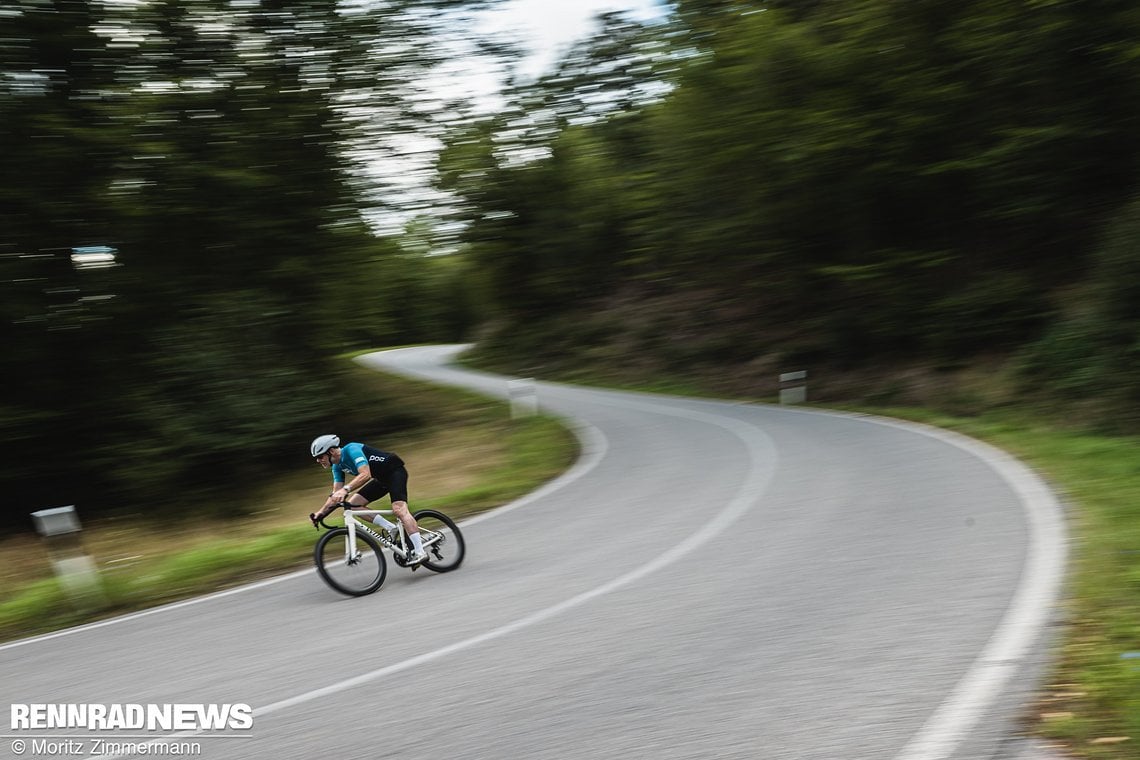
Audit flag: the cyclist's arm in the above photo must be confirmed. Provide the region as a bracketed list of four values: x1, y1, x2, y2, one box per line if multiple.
[313, 467, 348, 520]
[341, 464, 370, 495]
[331, 469, 346, 492]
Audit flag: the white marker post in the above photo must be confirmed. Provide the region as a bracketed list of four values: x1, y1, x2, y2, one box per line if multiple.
[508, 378, 538, 419]
[779, 371, 807, 404]
[31, 505, 105, 607]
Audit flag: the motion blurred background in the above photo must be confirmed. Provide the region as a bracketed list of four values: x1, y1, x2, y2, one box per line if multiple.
[4, 0, 1140, 527]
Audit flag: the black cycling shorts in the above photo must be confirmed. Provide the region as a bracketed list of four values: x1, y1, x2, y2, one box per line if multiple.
[357, 465, 409, 504]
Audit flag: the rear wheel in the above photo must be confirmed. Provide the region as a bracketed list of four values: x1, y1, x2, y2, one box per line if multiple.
[314, 527, 387, 595]
[414, 509, 465, 573]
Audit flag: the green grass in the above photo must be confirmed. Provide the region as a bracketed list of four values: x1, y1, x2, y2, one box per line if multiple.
[0, 363, 578, 644]
[416, 415, 575, 514]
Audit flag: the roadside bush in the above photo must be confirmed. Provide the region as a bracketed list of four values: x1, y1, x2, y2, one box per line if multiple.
[1018, 196, 1140, 431]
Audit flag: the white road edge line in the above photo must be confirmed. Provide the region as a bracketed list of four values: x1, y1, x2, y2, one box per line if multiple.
[252, 400, 779, 719]
[781, 407, 1068, 760]
[889, 418, 1067, 760]
[85, 399, 778, 760]
[0, 420, 608, 654]
[16, 344, 1066, 760]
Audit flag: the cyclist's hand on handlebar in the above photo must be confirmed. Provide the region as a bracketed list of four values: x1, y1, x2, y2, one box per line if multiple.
[309, 512, 321, 529]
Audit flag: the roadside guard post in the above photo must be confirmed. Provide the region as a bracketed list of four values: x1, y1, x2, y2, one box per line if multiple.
[779, 371, 807, 404]
[508, 378, 538, 419]
[31, 505, 105, 607]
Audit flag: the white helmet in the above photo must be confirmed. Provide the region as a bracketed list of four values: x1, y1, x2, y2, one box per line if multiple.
[310, 434, 340, 458]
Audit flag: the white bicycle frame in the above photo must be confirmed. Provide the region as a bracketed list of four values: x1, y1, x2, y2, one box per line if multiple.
[340, 507, 441, 563]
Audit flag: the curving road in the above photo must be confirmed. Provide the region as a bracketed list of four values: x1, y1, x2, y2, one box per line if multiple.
[0, 345, 1066, 760]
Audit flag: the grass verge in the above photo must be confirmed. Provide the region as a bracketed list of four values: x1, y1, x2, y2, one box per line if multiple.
[0, 361, 578, 644]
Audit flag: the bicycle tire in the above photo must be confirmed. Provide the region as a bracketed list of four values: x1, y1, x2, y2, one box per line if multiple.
[413, 509, 465, 573]
[314, 527, 387, 596]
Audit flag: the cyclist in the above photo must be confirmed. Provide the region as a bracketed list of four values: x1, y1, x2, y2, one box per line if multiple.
[308, 434, 428, 565]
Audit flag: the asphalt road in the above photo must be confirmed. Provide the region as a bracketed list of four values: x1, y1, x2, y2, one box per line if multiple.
[0, 345, 1067, 760]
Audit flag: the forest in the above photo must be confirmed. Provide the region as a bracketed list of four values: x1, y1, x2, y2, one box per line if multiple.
[4, 0, 1140, 525]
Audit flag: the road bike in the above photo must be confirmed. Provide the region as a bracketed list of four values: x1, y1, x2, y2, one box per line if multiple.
[311, 503, 465, 596]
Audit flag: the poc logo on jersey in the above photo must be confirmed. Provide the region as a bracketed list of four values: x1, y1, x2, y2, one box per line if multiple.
[369, 455, 386, 463]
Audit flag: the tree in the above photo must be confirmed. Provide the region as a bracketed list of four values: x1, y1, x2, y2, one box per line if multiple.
[445, 0, 1140, 387]
[0, 0, 504, 523]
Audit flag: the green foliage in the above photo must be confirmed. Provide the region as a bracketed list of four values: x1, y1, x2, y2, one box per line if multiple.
[436, 11, 667, 316]
[927, 272, 1048, 356]
[1019, 196, 1140, 429]
[0, 0, 498, 527]
[95, 291, 333, 502]
[439, 0, 1140, 430]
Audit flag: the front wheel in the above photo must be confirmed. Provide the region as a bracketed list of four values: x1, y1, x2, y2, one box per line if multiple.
[414, 509, 465, 573]
[314, 527, 387, 596]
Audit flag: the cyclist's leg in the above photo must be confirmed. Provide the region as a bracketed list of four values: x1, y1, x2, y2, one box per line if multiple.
[387, 468, 424, 557]
[348, 489, 397, 533]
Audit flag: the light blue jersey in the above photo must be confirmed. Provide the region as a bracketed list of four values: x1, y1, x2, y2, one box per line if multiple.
[332, 442, 401, 485]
